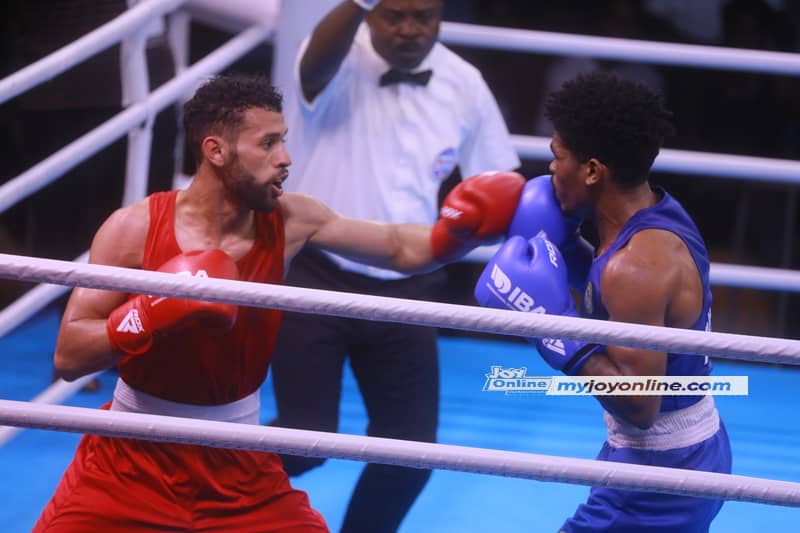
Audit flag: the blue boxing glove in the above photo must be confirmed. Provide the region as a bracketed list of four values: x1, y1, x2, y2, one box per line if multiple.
[507, 175, 581, 246]
[506, 175, 593, 290]
[474, 236, 602, 375]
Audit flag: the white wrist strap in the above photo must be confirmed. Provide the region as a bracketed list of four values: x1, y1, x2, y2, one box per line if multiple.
[352, 0, 380, 10]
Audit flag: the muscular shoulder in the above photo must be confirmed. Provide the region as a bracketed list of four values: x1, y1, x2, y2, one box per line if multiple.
[280, 192, 335, 256]
[90, 198, 150, 268]
[600, 229, 686, 324]
[280, 192, 333, 228]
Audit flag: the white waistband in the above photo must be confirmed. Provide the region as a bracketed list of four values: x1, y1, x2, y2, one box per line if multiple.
[110, 378, 260, 424]
[604, 396, 720, 451]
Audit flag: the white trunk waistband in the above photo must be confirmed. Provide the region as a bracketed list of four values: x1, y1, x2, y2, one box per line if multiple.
[110, 378, 260, 424]
[604, 395, 720, 451]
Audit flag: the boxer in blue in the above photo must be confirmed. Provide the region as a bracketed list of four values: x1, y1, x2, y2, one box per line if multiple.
[475, 72, 731, 532]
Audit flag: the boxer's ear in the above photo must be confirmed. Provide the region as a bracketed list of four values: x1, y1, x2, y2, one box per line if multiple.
[585, 158, 604, 186]
[202, 135, 228, 167]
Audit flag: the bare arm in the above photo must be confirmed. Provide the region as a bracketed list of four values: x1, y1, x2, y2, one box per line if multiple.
[53, 201, 149, 381]
[579, 232, 682, 428]
[282, 192, 437, 274]
[300, 1, 367, 102]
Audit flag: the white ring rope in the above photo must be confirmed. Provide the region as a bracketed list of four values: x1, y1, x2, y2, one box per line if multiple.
[440, 21, 800, 76]
[4, 247, 797, 343]
[1, 253, 799, 365]
[0, 373, 101, 446]
[0, 251, 89, 338]
[0, 399, 797, 507]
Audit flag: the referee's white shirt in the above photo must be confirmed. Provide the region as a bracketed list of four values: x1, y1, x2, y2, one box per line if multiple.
[284, 24, 520, 279]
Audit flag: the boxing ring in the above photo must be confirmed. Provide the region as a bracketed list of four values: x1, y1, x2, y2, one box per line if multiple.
[1, 0, 800, 531]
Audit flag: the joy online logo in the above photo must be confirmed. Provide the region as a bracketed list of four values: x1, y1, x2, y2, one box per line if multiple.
[482, 365, 551, 394]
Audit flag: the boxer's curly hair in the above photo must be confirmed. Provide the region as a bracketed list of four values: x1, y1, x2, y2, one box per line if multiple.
[545, 72, 674, 188]
[183, 73, 283, 164]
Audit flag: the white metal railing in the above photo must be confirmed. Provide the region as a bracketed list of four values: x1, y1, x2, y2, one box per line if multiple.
[463, 245, 800, 294]
[0, 3, 273, 341]
[440, 21, 800, 76]
[121, 1, 159, 207]
[2, 10, 798, 218]
[0, 0, 187, 105]
[512, 135, 800, 184]
[0, 23, 274, 215]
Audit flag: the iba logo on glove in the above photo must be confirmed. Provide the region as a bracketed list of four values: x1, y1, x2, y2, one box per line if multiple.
[487, 265, 546, 313]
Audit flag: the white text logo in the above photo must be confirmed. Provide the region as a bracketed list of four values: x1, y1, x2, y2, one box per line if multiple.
[116, 309, 145, 334]
[540, 338, 566, 356]
[482, 366, 552, 394]
[542, 239, 559, 268]
[487, 264, 545, 313]
[440, 206, 462, 220]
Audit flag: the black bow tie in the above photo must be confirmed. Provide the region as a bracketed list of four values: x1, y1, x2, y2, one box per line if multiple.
[379, 68, 433, 87]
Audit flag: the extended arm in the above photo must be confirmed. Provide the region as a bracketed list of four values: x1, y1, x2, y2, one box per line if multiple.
[299, 0, 367, 102]
[282, 193, 434, 274]
[282, 172, 524, 273]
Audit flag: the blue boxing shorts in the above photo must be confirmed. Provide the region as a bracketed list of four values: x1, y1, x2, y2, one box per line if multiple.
[560, 397, 732, 533]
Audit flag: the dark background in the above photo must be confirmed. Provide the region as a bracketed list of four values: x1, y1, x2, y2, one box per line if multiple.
[1, 0, 798, 339]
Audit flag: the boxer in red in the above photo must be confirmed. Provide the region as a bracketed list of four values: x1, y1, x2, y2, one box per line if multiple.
[33, 73, 523, 532]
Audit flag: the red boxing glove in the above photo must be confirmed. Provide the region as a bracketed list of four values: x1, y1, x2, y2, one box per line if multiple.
[431, 171, 525, 262]
[106, 249, 240, 355]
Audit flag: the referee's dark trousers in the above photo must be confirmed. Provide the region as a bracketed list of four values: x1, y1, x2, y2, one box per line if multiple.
[270, 247, 444, 533]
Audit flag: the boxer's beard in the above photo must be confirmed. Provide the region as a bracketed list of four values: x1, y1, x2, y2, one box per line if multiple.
[223, 151, 277, 213]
